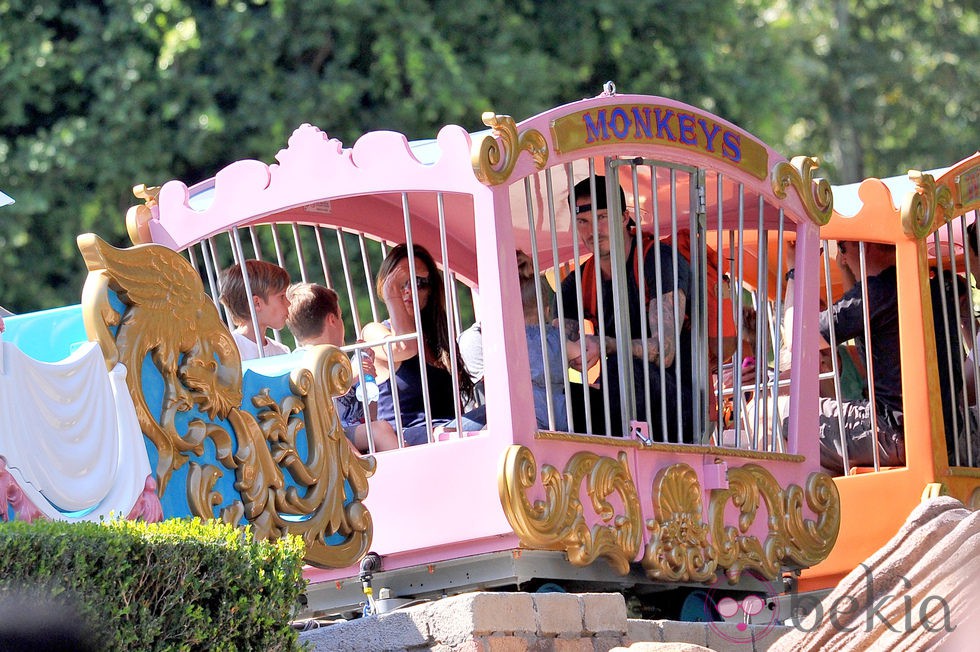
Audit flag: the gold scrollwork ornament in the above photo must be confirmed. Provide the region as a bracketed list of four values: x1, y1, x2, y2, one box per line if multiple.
[643, 464, 716, 582]
[640, 463, 840, 584]
[901, 171, 954, 239]
[498, 445, 642, 574]
[771, 156, 834, 226]
[708, 465, 840, 582]
[473, 113, 548, 185]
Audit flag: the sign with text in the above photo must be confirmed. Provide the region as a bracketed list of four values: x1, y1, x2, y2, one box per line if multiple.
[551, 104, 769, 180]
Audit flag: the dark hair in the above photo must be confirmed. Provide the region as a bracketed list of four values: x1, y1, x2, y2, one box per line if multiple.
[573, 175, 627, 214]
[286, 283, 340, 344]
[516, 250, 553, 321]
[218, 259, 290, 326]
[376, 244, 474, 401]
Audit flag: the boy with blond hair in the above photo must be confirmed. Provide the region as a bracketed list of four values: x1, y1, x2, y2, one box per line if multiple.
[287, 282, 398, 453]
[219, 259, 292, 360]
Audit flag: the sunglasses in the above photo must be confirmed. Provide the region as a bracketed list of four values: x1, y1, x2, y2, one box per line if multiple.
[401, 275, 432, 292]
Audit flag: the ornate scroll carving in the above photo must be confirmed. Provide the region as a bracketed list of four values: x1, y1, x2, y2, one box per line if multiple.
[642, 464, 715, 582]
[708, 464, 839, 582]
[642, 463, 841, 584]
[901, 171, 954, 239]
[472, 113, 548, 185]
[500, 451, 840, 584]
[78, 235, 374, 568]
[498, 445, 642, 574]
[771, 156, 833, 226]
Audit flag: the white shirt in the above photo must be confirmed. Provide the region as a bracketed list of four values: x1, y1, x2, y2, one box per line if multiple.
[233, 330, 291, 361]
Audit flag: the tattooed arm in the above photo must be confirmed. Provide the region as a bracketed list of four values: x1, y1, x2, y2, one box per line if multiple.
[635, 289, 685, 367]
[602, 290, 686, 367]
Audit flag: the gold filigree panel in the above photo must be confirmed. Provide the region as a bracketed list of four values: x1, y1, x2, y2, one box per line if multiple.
[498, 449, 840, 584]
[643, 464, 715, 582]
[498, 445, 642, 574]
[78, 235, 374, 568]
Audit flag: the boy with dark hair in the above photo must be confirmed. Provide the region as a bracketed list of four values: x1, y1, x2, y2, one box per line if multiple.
[218, 259, 292, 360]
[287, 283, 397, 452]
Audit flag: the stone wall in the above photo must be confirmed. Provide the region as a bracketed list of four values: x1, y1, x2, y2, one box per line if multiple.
[299, 591, 789, 651]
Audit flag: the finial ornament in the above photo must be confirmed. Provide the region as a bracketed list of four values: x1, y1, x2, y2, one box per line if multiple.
[771, 156, 833, 226]
[901, 170, 953, 239]
[472, 113, 548, 186]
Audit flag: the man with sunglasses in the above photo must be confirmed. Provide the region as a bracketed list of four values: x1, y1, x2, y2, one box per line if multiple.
[558, 176, 694, 442]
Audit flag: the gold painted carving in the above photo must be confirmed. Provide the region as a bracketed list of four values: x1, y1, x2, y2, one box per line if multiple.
[498, 445, 840, 583]
[644, 463, 839, 583]
[921, 482, 948, 501]
[78, 234, 374, 568]
[707, 464, 839, 582]
[901, 171, 954, 239]
[772, 156, 833, 226]
[499, 449, 840, 583]
[473, 113, 548, 186]
[498, 445, 642, 574]
[643, 464, 715, 582]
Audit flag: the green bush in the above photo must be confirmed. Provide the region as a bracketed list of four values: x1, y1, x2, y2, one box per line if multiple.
[0, 518, 306, 651]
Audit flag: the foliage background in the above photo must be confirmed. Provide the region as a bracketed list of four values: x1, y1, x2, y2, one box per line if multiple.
[0, 0, 977, 312]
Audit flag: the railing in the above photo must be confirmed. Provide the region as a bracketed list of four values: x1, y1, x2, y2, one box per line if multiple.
[512, 157, 796, 453]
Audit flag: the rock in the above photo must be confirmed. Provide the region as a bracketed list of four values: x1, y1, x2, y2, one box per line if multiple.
[770, 496, 980, 651]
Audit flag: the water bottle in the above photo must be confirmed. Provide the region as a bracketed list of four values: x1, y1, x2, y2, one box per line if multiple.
[354, 374, 380, 404]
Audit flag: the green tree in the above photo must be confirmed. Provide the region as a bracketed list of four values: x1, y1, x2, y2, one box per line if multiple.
[760, 0, 979, 182]
[1, 0, 977, 312]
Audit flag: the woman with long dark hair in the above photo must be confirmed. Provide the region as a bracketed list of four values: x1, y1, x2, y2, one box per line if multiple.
[362, 243, 479, 445]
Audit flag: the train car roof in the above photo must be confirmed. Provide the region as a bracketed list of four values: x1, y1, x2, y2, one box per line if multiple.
[831, 166, 952, 217]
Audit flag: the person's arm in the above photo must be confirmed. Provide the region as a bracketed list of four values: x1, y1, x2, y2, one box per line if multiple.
[362, 267, 421, 368]
[606, 289, 686, 365]
[638, 289, 685, 367]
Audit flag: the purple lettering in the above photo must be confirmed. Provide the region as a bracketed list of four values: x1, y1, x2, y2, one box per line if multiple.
[654, 109, 676, 141]
[722, 131, 741, 162]
[677, 114, 697, 145]
[610, 108, 630, 139]
[632, 107, 653, 139]
[584, 111, 608, 143]
[698, 119, 721, 152]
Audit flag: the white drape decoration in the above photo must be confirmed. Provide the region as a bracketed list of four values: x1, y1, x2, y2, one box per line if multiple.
[0, 341, 151, 519]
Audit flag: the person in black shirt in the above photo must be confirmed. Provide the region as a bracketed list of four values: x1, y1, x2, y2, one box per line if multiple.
[558, 176, 694, 442]
[816, 240, 905, 473]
